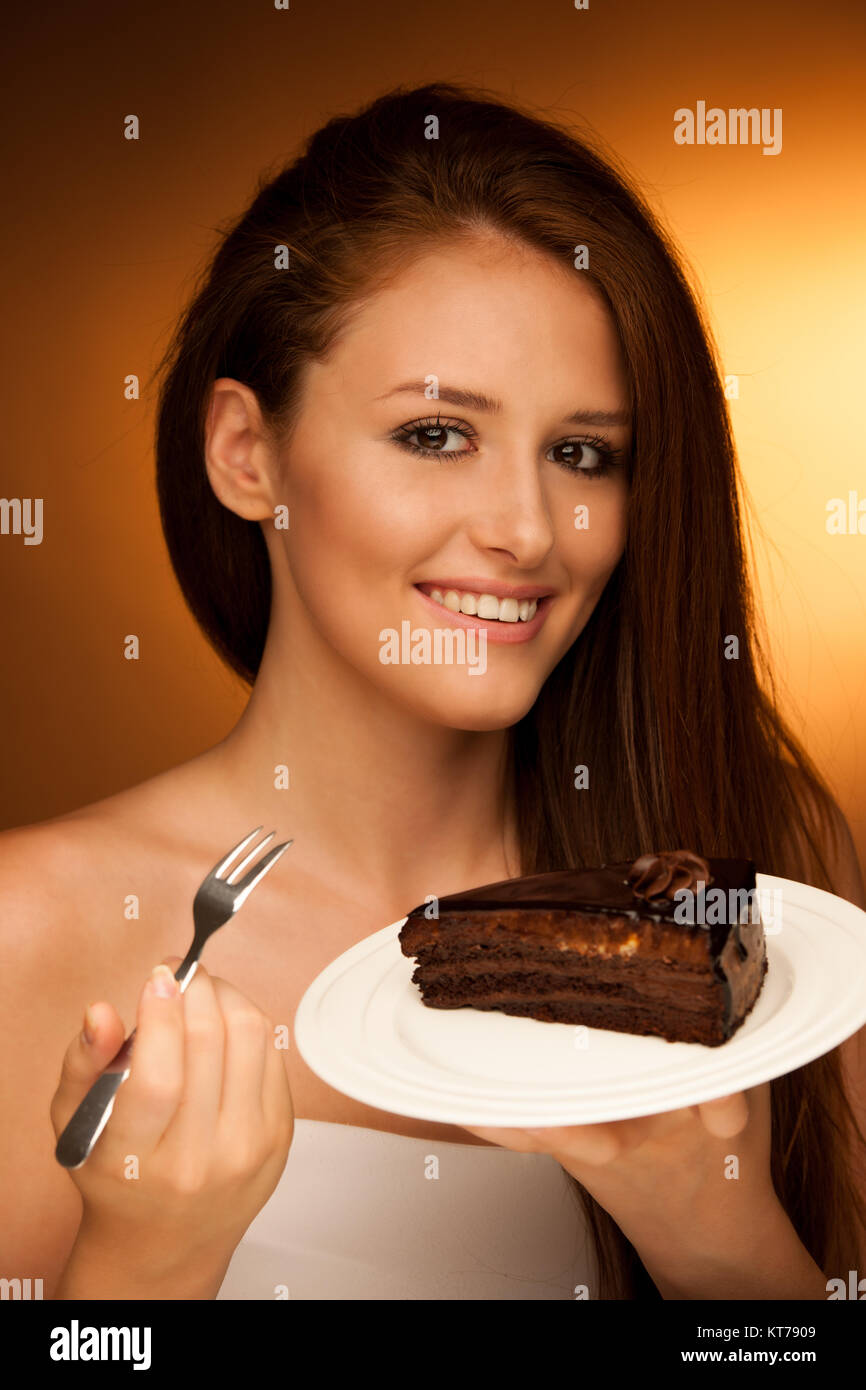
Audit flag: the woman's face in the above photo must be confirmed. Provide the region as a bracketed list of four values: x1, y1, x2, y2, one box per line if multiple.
[264, 234, 631, 730]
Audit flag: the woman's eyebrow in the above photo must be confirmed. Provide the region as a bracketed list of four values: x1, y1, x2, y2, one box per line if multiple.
[375, 380, 630, 427]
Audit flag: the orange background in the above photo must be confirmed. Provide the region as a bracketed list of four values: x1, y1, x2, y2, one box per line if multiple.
[2, 0, 864, 870]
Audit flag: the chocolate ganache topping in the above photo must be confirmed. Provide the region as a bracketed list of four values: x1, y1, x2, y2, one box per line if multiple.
[627, 850, 713, 901]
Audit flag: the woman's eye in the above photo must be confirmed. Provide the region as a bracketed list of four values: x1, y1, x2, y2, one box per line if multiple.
[400, 423, 471, 454]
[550, 440, 610, 473]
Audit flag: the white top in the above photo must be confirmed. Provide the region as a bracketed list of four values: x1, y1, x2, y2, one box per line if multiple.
[216, 1119, 598, 1300]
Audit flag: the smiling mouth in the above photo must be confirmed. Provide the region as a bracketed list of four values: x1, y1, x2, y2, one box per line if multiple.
[414, 583, 548, 624]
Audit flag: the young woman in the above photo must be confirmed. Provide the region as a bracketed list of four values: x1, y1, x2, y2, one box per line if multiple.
[2, 81, 864, 1301]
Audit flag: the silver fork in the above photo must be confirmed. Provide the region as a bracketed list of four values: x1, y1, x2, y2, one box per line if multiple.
[55, 826, 293, 1170]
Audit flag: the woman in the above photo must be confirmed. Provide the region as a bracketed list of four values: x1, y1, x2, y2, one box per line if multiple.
[3, 81, 864, 1300]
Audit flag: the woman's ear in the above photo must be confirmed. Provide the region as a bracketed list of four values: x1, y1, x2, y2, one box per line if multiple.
[204, 378, 277, 521]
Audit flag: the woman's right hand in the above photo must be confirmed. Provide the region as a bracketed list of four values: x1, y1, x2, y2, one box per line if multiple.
[49, 956, 294, 1296]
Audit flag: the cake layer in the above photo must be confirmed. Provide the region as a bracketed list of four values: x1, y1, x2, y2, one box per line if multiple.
[419, 992, 740, 1047]
[402, 908, 737, 966]
[417, 967, 722, 1011]
[412, 960, 723, 1008]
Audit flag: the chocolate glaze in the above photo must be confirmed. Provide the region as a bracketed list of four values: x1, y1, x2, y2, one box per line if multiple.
[405, 857, 757, 955]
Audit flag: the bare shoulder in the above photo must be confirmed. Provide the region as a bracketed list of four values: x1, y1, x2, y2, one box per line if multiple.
[0, 748, 238, 1027]
[0, 759, 207, 963]
[0, 813, 120, 1008]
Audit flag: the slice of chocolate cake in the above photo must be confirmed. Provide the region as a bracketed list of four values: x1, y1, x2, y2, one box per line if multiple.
[398, 851, 767, 1046]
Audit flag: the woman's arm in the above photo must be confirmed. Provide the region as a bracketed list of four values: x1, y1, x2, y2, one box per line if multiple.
[577, 1085, 831, 1299]
[54, 1220, 231, 1300]
[634, 787, 866, 1295]
[627, 1179, 828, 1300]
[619, 789, 866, 1297]
[462, 789, 866, 1299]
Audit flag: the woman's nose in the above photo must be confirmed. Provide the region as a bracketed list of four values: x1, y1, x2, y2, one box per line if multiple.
[460, 457, 557, 569]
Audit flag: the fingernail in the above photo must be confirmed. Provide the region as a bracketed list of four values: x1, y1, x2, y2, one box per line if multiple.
[147, 963, 179, 998]
[82, 1004, 98, 1044]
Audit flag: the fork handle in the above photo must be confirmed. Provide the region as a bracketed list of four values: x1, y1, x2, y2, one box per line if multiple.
[54, 952, 201, 1170]
[54, 1072, 128, 1169]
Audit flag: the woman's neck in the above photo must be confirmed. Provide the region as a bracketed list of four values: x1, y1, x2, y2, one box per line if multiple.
[210, 603, 522, 913]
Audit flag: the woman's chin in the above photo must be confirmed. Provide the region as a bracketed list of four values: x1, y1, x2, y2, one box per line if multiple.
[390, 678, 542, 732]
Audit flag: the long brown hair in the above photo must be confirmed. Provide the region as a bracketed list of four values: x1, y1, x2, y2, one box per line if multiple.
[154, 80, 865, 1298]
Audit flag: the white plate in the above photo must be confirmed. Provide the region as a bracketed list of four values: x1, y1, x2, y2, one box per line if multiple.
[293, 874, 866, 1126]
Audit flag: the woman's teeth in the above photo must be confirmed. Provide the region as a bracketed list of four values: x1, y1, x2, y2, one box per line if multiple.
[426, 588, 539, 623]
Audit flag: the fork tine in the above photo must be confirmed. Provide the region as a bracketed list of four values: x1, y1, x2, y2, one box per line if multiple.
[225, 831, 275, 885]
[211, 826, 265, 880]
[230, 839, 294, 911]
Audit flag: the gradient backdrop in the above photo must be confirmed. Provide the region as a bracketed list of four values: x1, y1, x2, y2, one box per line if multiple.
[2, 0, 864, 870]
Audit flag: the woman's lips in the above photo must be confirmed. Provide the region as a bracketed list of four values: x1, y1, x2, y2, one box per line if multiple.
[412, 584, 553, 643]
